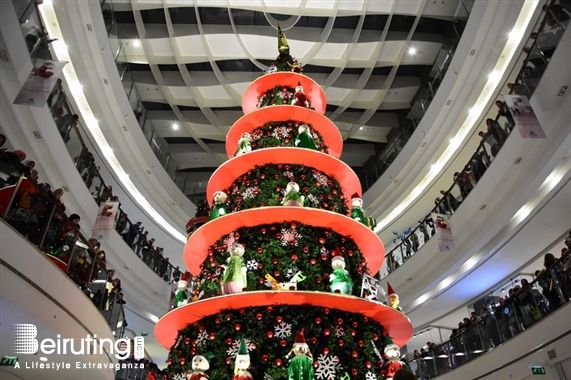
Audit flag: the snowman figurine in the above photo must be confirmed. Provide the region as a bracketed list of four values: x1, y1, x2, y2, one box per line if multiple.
[235, 133, 252, 157]
[188, 355, 211, 380]
[222, 243, 247, 294]
[174, 272, 190, 308]
[294, 124, 319, 151]
[329, 249, 353, 295]
[232, 337, 253, 380]
[291, 82, 309, 108]
[209, 191, 229, 221]
[382, 344, 405, 380]
[282, 182, 304, 207]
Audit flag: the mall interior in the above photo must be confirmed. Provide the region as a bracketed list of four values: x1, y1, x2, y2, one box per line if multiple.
[1, 0, 571, 379]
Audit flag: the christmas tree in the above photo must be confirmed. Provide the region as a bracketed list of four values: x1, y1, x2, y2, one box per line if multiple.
[156, 27, 412, 380]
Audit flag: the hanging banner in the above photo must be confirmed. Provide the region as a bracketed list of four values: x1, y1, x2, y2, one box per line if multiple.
[431, 213, 455, 252]
[91, 201, 119, 241]
[503, 95, 546, 139]
[13, 59, 67, 108]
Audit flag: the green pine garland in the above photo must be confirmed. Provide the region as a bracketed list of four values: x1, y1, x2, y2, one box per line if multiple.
[225, 164, 348, 215]
[250, 120, 328, 153]
[166, 305, 394, 379]
[194, 222, 368, 300]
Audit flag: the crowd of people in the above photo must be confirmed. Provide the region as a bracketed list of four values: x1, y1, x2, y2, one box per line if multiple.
[409, 231, 571, 378]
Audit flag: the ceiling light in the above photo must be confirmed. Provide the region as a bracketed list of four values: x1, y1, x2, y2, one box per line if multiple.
[359, 126, 363, 130]
[172, 123, 179, 130]
[133, 40, 141, 47]
[408, 47, 416, 55]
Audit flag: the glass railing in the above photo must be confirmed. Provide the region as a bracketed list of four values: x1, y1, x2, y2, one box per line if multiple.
[379, 0, 567, 280]
[0, 172, 126, 337]
[406, 236, 571, 378]
[11, 1, 181, 285]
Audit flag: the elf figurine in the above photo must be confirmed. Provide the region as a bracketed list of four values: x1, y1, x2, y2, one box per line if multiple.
[386, 282, 404, 313]
[174, 272, 189, 308]
[329, 248, 353, 295]
[282, 182, 304, 207]
[291, 82, 310, 108]
[209, 191, 229, 221]
[233, 337, 253, 380]
[285, 329, 314, 380]
[265, 62, 277, 74]
[294, 124, 319, 151]
[189, 354, 213, 380]
[235, 133, 252, 156]
[222, 243, 247, 294]
[382, 344, 405, 380]
[350, 193, 377, 230]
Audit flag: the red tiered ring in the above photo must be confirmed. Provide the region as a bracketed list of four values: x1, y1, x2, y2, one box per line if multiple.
[155, 291, 413, 349]
[226, 105, 343, 159]
[207, 147, 360, 209]
[184, 206, 385, 276]
[242, 72, 327, 114]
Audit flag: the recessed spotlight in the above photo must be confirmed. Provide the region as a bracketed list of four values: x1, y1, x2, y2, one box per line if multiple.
[133, 40, 141, 47]
[172, 123, 179, 130]
[408, 47, 416, 55]
[359, 126, 363, 130]
[40, 357, 48, 362]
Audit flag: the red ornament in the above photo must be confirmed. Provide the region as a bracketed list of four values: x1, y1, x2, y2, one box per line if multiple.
[366, 361, 372, 369]
[259, 278, 265, 285]
[373, 333, 379, 341]
[323, 328, 331, 336]
[226, 338, 233, 345]
[324, 308, 330, 314]
[209, 332, 216, 340]
[316, 277, 322, 284]
[291, 254, 298, 261]
[290, 222, 297, 229]
[315, 317, 322, 324]
[267, 331, 274, 339]
[272, 258, 279, 265]
[318, 237, 325, 244]
[285, 165, 290, 170]
[310, 337, 317, 344]
[167, 358, 172, 365]
[310, 258, 317, 265]
[199, 326, 205, 332]
[358, 340, 364, 347]
[235, 323, 241, 331]
[262, 354, 269, 362]
[337, 318, 343, 325]
[261, 228, 267, 234]
[350, 329, 356, 337]
[258, 263, 264, 270]
[351, 368, 358, 376]
[261, 174, 266, 179]
[226, 357, 231, 365]
[300, 174, 306, 180]
[321, 255, 328, 261]
[191, 347, 197, 355]
[185, 337, 190, 345]
[276, 315, 283, 323]
[257, 247, 263, 254]
[226, 315, 233, 321]
[267, 306, 274, 313]
[256, 313, 263, 321]
[351, 351, 358, 358]
[177, 350, 182, 356]
[303, 247, 309, 253]
[348, 250, 354, 257]
[352, 321, 358, 328]
[322, 347, 330, 355]
[341, 238, 346, 243]
[274, 271, 281, 278]
[313, 361, 319, 369]
[275, 358, 283, 367]
[240, 308, 246, 314]
[180, 358, 186, 366]
[338, 339, 345, 347]
[280, 339, 287, 347]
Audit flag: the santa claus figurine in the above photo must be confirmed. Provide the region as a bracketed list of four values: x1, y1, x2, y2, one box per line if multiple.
[173, 272, 189, 308]
[291, 82, 310, 108]
[386, 282, 404, 313]
[382, 344, 405, 380]
[233, 337, 253, 380]
[209, 191, 229, 221]
[188, 354, 212, 380]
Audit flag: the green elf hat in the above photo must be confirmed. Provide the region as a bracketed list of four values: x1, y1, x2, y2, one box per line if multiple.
[236, 337, 249, 360]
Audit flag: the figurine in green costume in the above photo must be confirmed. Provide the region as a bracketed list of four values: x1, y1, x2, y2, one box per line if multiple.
[209, 191, 229, 221]
[350, 193, 376, 230]
[282, 182, 304, 207]
[174, 272, 189, 307]
[294, 124, 319, 151]
[235, 132, 252, 156]
[222, 243, 247, 294]
[285, 329, 314, 380]
[329, 248, 353, 295]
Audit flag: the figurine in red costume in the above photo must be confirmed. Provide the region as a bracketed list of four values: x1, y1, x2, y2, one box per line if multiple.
[188, 354, 211, 380]
[232, 337, 253, 380]
[382, 344, 405, 380]
[291, 82, 309, 108]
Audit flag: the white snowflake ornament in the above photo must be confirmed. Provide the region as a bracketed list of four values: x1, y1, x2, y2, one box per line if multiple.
[242, 186, 259, 199]
[335, 326, 345, 337]
[196, 330, 208, 347]
[312, 171, 329, 187]
[366, 371, 377, 380]
[315, 354, 343, 379]
[247, 260, 259, 271]
[280, 228, 302, 246]
[286, 267, 299, 280]
[274, 321, 292, 339]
